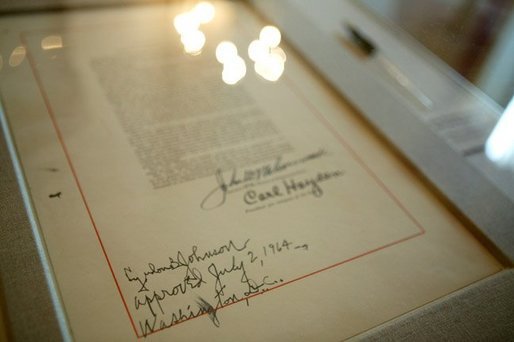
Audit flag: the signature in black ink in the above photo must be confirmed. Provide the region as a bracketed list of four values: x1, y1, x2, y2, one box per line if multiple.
[124, 239, 250, 293]
[243, 170, 345, 205]
[137, 255, 282, 337]
[128, 238, 308, 337]
[200, 149, 327, 210]
[139, 301, 220, 337]
[208, 255, 281, 309]
[134, 266, 205, 317]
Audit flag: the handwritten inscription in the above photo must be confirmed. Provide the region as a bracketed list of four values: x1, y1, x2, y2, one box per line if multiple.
[200, 149, 327, 210]
[123, 238, 309, 336]
[243, 170, 344, 205]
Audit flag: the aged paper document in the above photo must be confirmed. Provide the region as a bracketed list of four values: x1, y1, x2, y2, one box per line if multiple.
[0, 2, 501, 340]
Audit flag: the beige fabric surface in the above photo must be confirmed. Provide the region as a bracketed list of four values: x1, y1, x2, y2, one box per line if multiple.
[0, 126, 63, 341]
[355, 268, 514, 341]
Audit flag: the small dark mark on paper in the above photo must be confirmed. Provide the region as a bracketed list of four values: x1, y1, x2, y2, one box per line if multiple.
[49, 191, 62, 199]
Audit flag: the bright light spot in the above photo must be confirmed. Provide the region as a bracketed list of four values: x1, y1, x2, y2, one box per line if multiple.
[254, 53, 285, 82]
[222, 55, 246, 85]
[270, 47, 286, 62]
[9, 46, 26, 67]
[193, 1, 215, 24]
[216, 41, 238, 63]
[248, 26, 286, 81]
[485, 97, 514, 168]
[174, 3, 216, 56]
[248, 39, 268, 62]
[174, 11, 201, 35]
[41, 35, 63, 50]
[259, 25, 281, 48]
[181, 29, 206, 55]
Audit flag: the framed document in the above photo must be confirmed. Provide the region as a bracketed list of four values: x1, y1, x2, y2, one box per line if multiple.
[0, 1, 510, 340]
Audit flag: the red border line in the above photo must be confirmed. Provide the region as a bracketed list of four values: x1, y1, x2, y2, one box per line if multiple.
[20, 34, 425, 338]
[20, 33, 140, 338]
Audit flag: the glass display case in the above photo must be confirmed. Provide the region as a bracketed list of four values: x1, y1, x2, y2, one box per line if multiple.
[0, 1, 512, 340]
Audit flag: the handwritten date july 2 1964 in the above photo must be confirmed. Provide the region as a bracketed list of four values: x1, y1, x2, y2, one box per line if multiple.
[123, 238, 309, 337]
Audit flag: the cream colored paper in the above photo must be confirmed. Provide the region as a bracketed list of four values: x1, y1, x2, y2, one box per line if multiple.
[0, 2, 500, 341]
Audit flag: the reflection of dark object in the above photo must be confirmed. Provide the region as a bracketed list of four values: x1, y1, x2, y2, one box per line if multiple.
[195, 297, 220, 327]
[346, 24, 376, 56]
[441, 0, 512, 80]
[48, 192, 61, 199]
[366, 0, 513, 82]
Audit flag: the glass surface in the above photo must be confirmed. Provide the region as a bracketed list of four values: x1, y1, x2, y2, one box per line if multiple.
[360, 0, 514, 109]
[0, 1, 502, 340]
[359, 0, 514, 171]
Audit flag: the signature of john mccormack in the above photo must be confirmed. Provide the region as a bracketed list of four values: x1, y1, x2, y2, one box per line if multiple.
[200, 150, 326, 210]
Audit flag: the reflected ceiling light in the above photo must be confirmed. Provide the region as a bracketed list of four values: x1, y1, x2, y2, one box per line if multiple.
[259, 25, 281, 48]
[222, 56, 246, 85]
[254, 53, 285, 82]
[216, 41, 246, 85]
[193, 1, 215, 24]
[485, 97, 514, 168]
[174, 3, 216, 56]
[270, 47, 286, 63]
[41, 35, 63, 50]
[216, 41, 238, 63]
[248, 39, 268, 62]
[249, 26, 286, 82]
[174, 11, 201, 35]
[9, 46, 26, 67]
[181, 29, 206, 55]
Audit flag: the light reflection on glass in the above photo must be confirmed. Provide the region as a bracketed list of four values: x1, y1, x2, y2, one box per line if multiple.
[181, 29, 206, 55]
[248, 39, 268, 62]
[270, 47, 286, 63]
[485, 97, 514, 169]
[249, 26, 286, 82]
[41, 35, 63, 50]
[193, 1, 215, 24]
[217, 41, 246, 85]
[259, 25, 281, 48]
[222, 55, 246, 85]
[173, 1, 215, 55]
[9, 46, 26, 67]
[174, 11, 201, 35]
[255, 53, 285, 82]
[216, 41, 238, 63]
